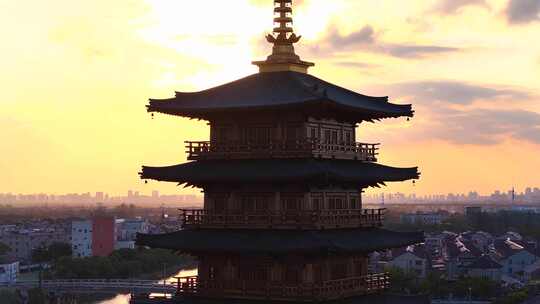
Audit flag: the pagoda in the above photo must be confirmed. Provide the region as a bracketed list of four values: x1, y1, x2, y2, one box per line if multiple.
[137, 1, 425, 303]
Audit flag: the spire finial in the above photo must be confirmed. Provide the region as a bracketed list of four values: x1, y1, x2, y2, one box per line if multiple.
[252, 0, 314, 74]
[266, 0, 302, 45]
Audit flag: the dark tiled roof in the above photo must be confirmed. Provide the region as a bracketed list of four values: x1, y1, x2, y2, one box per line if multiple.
[140, 159, 419, 187]
[493, 239, 537, 259]
[147, 71, 413, 121]
[136, 228, 424, 254]
[468, 255, 502, 269]
[393, 244, 428, 260]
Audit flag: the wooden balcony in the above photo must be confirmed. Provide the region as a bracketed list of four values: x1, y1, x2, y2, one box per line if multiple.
[185, 140, 379, 161]
[180, 208, 386, 230]
[175, 273, 389, 301]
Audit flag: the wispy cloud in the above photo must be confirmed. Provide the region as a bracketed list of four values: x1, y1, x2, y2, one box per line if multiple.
[306, 24, 461, 59]
[505, 0, 540, 24]
[431, 0, 488, 15]
[426, 108, 540, 145]
[389, 81, 532, 105]
[373, 80, 539, 145]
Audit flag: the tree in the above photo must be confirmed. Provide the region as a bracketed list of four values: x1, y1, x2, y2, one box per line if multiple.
[32, 242, 72, 263]
[0, 242, 10, 256]
[48, 242, 72, 261]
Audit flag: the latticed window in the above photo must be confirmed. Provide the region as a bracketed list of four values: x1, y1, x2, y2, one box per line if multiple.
[330, 262, 347, 280]
[349, 195, 359, 209]
[345, 131, 352, 145]
[281, 194, 304, 211]
[284, 265, 301, 283]
[353, 257, 365, 276]
[311, 194, 323, 210]
[241, 194, 271, 213]
[328, 196, 346, 209]
[239, 264, 268, 282]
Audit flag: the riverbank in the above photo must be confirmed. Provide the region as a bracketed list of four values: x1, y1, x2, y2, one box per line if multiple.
[52, 248, 194, 280]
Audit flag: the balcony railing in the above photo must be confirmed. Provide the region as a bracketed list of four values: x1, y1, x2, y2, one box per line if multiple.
[180, 208, 386, 230]
[175, 273, 389, 301]
[185, 140, 379, 161]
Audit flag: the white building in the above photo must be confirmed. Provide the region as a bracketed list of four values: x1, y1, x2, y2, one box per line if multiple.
[71, 220, 92, 258]
[388, 245, 429, 278]
[114, 218, 149, 250]
[0, 261, 19, 283]
[400, 212, 448, 225]
[116, 219, 149, 241]
[492, 239, 539, 281]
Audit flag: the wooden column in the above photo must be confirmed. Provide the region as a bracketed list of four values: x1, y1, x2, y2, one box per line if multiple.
[227, 192, 236, 211]
[303, 263, 314, 283]
[274, 192, 281, 211]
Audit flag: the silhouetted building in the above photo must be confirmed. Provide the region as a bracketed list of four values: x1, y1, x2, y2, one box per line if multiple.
[137, 1, 425, 303]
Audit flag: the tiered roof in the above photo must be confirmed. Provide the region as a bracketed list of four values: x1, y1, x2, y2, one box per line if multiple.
[147, 71, 413, 122]
[141, 159, 419, 188]
[136, 228, 424, 254]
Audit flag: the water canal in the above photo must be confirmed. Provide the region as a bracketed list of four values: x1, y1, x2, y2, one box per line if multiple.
[93, 268, 197, 304]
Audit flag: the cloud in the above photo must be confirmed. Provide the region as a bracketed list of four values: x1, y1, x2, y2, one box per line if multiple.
[372, 80, 539, 146]
[326, 25, 376, 47]
[332, 61, 379, 69]
[506, 0, 540, 24]
[432, 0, 488, 15]
[381, 45, 460, 58]
[426, 108, 540, 145]
[389, 81, 531, 104]
[312, 25, 461, 59]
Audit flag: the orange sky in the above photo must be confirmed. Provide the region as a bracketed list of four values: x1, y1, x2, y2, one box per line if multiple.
[1, 0, 539, 196]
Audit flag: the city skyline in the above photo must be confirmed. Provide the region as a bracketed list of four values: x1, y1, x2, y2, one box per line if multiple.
[2, 185, 540, 205]
[1, 0, 539, 195]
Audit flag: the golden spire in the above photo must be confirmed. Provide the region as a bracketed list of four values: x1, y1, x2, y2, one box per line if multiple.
[253, 0, 314, 74]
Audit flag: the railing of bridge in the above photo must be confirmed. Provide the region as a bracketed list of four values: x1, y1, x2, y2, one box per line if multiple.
[2, 279, 177, 293]
[180, 208, 386, 229]
[175, 273, 389, 301]
[185, 140, 379, 161]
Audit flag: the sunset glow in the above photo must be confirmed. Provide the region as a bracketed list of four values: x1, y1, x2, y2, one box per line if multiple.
[1, 0, 539, 196]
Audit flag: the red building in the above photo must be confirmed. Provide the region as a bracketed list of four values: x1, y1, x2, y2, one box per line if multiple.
[92, 216, 116, 257]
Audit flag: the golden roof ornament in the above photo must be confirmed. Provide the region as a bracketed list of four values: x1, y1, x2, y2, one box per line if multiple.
[253, 0, 315, 74]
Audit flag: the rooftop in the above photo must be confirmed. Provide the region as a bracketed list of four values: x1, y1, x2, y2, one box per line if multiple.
[136, 228, 424, 254]
[140, 158, 419, 188]
[147, 71, 413, 122]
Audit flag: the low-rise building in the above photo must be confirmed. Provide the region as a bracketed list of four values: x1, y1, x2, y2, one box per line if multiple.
[0, 229, 69, 262]
[0, 261, 19, 283]
[71, 220, 92, 258]
[491, 238, 539, 280]
[466, 255, 502, 281]
[400, 212, 448, 225]
[388, 244, 430, 278]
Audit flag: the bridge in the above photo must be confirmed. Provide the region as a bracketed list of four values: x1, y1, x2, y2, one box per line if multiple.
[0, 279, 177, 295]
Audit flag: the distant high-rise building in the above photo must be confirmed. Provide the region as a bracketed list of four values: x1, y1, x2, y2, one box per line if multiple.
[95, 192, 104, 202]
